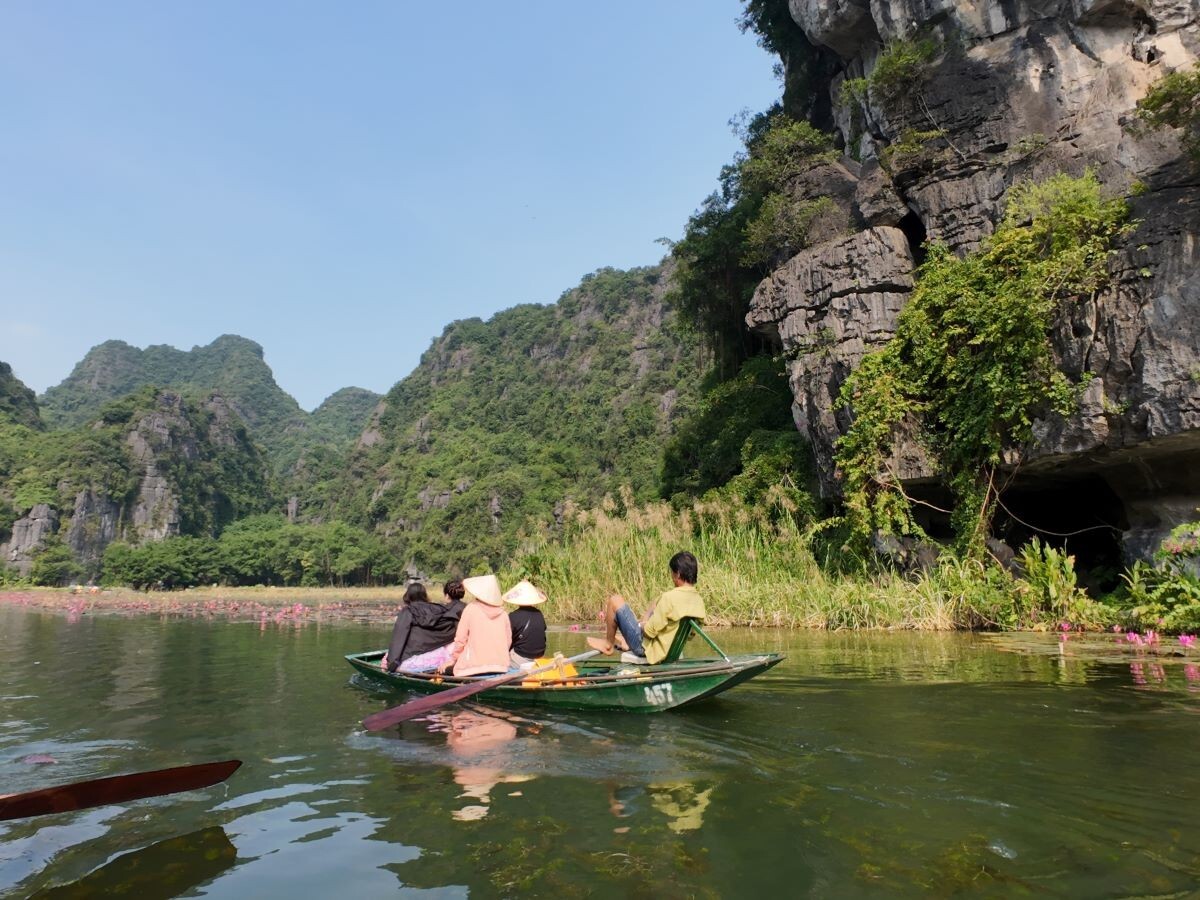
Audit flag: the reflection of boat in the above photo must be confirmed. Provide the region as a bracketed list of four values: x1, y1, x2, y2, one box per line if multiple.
[36, 826, 236, 898]
[346, 620, 784, 713]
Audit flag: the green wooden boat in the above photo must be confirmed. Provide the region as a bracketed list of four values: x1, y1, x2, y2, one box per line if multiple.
[345, 619, 784, 713]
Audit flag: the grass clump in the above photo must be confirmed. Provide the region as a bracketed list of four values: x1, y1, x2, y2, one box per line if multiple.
[504, 492, 1099, 631]
[1133, 62, 1200, 164]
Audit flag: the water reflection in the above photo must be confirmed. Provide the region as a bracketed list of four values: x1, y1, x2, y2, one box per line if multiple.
[33, 826, 236, 899]
[430, 709, 534, 821]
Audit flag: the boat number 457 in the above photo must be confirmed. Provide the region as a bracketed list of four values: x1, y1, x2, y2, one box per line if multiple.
[644, 683, 674, 705]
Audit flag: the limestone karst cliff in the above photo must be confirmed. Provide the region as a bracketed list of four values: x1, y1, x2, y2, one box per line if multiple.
[0, 389, 269, 577]
[745, 0, 1200, 560]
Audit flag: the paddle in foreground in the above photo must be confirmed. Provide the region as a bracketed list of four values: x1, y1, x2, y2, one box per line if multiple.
[362, 650, 601, 730]
[0, 759, 242, 821]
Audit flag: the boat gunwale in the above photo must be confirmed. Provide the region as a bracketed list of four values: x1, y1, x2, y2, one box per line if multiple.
[345, 649, 781, 693]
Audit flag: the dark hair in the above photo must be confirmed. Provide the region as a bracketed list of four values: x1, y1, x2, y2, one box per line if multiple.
[403, 582, 429, 605]
[669, 551, 698, 585]
[443, 579, 466, 601]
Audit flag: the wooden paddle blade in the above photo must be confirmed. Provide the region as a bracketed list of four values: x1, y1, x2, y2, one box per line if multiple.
[0, 759, 242, 821]
[363, 673, 524, 730]
[362, 649, 600, 731]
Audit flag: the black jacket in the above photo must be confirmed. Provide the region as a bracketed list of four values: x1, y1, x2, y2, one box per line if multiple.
[509, 607, 547, 659]
[386, 599, 465, 671]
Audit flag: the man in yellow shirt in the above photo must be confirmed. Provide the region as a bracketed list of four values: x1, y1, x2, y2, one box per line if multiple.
[587, 551, 706, 665]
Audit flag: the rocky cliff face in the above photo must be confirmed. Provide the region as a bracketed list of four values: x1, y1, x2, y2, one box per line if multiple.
[0, 390, 269, 578]
[747, 1, 1200, 560]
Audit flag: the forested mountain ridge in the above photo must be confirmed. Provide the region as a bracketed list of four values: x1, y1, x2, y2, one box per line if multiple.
[37, 334, 380, 474]
[40, 334, 301, 433]
[331, 265, 703, 574]
[1, 265, 705, 582]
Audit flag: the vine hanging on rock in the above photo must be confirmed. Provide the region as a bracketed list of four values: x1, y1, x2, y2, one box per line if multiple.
[833, 172, 1132, 553]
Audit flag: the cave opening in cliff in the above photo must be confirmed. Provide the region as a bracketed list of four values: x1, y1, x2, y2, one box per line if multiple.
[994, 474, 1128, 591]
[899, 209, 928, 267]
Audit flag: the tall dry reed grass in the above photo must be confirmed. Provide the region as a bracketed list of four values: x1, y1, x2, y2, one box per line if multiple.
[502, 489, 1024, 630]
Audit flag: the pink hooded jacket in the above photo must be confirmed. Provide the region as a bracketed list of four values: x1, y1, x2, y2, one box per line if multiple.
[448, 601, 512, 676]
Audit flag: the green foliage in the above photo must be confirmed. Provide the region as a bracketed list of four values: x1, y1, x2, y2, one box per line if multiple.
[327, 266, 702, 575]
[1133, 62, 1200, 163]
[835, 172, 1130, 551]
[101, 515, 403, 589]
[718, 429, 818, 521]
[1014, 539, 1110, 627]
[870, 37, 938, 101]
[33, 334, 371, 482]
[739, 118, 837, 191]
[309, 388, 380, 443]
[0, 388, 271, 576]
[670, 113, 837, 375]
[879, 128, 945, 169]
[30, 541, 84, 587]
[1116, 520, 1200, 631]
[841, 37, 939, 116]
[660, 356, 800, 501]
[744, 195, 835, 266]
[0, 362, 43, 430]
[510, 492, 1038, 630]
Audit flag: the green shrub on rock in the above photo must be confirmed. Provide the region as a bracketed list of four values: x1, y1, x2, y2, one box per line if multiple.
[835, 172, 1130, 552]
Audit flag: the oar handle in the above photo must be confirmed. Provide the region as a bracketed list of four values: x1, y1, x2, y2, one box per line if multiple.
[361, 649, 600, 730]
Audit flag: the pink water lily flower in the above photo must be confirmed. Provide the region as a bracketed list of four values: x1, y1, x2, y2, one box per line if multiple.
[1180, 635, 1197, 649]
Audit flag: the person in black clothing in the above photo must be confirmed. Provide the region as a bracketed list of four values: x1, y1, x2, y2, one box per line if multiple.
[382, 580, 466, 673]
[503, 579, 548, 667]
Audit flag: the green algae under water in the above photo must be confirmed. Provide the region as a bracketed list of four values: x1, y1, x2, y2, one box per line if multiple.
[1, 607, 1198, 898]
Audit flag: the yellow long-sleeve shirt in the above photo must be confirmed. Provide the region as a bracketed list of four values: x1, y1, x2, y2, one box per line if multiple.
[641, 584, 706, 664]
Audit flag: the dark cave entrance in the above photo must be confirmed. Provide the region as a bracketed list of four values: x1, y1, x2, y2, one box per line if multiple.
[899, 209, 928, 267]
[994, 474, 1129, 591]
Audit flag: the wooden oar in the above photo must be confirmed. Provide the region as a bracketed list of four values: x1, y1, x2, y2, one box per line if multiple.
[0, 759, 242, 821]
[363, 650, 600, 730]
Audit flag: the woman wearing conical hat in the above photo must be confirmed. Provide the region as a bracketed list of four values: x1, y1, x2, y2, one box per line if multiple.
[437, 574, 512, 677]
[504, 579, 548, 668]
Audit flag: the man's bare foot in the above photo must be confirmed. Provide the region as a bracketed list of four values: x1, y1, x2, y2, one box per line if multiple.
[587, 636, 614, 654]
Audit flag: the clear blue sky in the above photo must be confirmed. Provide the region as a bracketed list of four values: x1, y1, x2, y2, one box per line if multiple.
[0, 1, 780, 411]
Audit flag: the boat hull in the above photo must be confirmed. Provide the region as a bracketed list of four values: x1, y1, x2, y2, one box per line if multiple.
[345, 650, 783, 713]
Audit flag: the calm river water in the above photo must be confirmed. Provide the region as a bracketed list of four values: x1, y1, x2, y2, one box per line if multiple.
[2, 606, 1198, 898]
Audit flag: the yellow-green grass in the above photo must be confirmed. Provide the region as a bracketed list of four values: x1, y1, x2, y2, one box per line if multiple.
[502, 494, 1032, 630]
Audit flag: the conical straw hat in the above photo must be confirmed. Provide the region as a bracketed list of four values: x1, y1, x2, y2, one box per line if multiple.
[463, 574, 503, 606]
[503, 580, 546, 606]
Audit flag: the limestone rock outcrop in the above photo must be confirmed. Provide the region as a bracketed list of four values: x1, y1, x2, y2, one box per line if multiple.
[0, 390, 269, 581]
[748, 1, 1200, 559]
[1, 504, 59, 577]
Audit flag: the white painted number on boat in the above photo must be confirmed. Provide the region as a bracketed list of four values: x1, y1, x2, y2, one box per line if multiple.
[644, 683, 674, 705]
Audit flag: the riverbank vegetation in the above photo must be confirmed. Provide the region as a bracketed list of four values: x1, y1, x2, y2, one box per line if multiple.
[506, 492, 1200, 633]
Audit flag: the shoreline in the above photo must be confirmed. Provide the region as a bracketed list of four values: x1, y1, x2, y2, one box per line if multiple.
[0, 587, 408, 625]
[0, 587, 603, 633]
